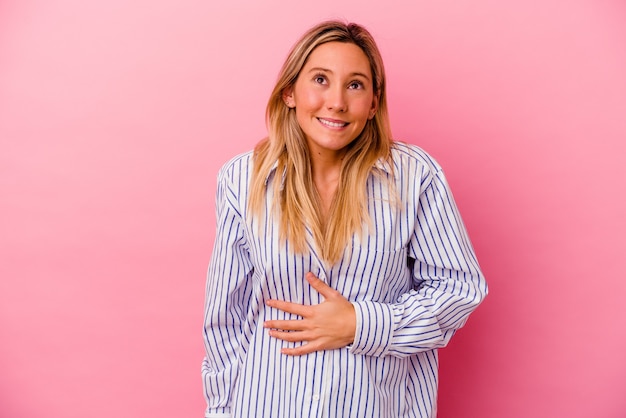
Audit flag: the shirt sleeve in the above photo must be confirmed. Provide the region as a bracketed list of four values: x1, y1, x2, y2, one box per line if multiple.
[202, 168, 254, 417]
[349, 169, 488, 357]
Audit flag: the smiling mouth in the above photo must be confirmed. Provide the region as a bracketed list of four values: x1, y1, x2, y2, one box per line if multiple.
[317, 118, 348, 128]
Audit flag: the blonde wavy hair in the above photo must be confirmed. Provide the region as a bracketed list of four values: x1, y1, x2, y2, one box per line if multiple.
[248, 20, 394, 265]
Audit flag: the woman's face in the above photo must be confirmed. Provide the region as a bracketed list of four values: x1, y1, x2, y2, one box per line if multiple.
[284, 41, 378, 158]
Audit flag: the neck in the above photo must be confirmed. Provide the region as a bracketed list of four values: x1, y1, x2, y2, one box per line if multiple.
[308, 148, 346, 220]
[310, 147, 345, 185]
[308, 139, 348, 174]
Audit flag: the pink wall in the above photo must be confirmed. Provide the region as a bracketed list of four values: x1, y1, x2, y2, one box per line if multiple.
[1, 1, 625, 417]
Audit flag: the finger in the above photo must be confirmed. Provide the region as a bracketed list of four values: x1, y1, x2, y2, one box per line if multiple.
[281, 341, 322, 356]
[266, 299, 311, 317]
[305, 272, 340, 299]
[264, 319, 308, 331]
[267, 329, 313, 342]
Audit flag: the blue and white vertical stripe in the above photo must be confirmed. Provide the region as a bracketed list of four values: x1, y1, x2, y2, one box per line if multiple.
[202, 142, 488, 418]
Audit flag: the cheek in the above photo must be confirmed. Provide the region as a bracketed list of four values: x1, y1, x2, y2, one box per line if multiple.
[294, 109, 309, 129]
[306, 95, 324, 111]
[295, 87, 323, 110]
[354, 98, 375, 120]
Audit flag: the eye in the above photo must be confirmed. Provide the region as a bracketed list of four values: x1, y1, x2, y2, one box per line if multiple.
[313, 73, 327, 84]
[348, 81, 364, 90]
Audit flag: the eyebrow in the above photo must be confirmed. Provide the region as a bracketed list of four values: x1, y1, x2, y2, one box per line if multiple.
[308, 67, 371, 81]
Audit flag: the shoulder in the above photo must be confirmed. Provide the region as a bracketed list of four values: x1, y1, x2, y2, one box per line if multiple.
[217, 150, 254, 184]
[390, 141, 443, 180]
[214, 151, 255, 212]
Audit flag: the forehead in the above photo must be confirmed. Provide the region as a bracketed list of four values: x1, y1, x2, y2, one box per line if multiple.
[302, 41, 371, 77]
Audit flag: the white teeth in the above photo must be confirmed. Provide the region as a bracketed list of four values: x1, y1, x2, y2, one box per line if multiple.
[318, 118, 346, 128]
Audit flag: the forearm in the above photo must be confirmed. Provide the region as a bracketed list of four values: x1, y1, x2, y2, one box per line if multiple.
[202, 317, 242, 413]
[350, 271, 487, 357]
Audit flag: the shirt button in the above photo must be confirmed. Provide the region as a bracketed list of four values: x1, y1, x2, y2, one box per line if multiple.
[312, 394, 320, 401]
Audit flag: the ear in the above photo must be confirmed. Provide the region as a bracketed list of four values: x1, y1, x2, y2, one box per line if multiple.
[282, 87, 295, 108]
[368, 94, 379, 120]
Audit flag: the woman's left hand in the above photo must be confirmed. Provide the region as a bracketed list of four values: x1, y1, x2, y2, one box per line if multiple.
[264, 272, 356, 356]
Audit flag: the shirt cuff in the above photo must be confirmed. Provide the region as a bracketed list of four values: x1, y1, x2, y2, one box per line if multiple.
[348, 300, 394, 357]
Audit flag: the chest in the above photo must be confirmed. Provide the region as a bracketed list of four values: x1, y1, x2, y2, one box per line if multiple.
[244, 188, 416, 305]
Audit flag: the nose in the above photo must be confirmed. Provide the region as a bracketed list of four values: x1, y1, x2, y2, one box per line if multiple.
[326, 86, 347, 112]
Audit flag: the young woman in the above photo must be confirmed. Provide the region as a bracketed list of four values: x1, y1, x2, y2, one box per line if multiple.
[202, 20, 487, 418]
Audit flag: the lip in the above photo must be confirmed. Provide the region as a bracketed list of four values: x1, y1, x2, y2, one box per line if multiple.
[317, 117, 349, 129]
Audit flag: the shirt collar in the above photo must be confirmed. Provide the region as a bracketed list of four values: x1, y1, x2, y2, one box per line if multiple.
[263, 155, 393, 185]
[373, 156, 393, 174]
[264, 160, 281, 186]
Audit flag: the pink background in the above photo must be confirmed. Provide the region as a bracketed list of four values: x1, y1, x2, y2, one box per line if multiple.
[1, 0, 625, 417]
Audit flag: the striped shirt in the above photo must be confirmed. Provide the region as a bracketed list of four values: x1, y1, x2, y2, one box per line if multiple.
[202, 142, 487, 418]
